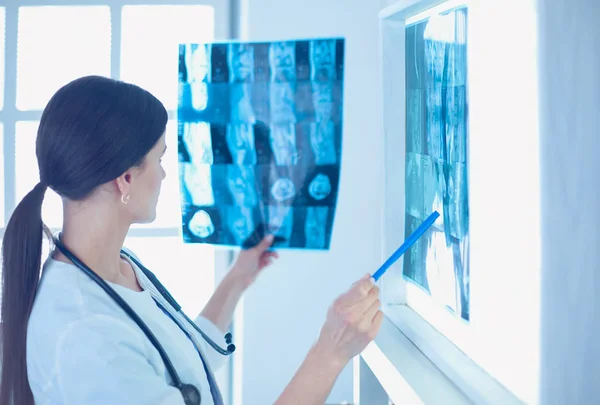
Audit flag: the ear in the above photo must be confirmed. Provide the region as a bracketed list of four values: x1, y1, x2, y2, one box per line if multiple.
[114, 169, 134, 199]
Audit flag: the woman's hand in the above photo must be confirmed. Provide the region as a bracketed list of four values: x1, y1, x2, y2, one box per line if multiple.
[274, 274, 383, 405]
[229, 235, 279, 289]
[315, 274, 383, 365]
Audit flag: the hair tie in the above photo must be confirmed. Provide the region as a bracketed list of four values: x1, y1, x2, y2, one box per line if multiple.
[35, 181, 48, 192]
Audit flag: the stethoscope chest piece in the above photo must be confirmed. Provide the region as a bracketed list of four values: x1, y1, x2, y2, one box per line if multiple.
[180, 384, 201, 405]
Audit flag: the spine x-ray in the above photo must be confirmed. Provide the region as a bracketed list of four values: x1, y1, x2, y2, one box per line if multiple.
[178, 38, 344, 250]
[404, 9, 470, 321]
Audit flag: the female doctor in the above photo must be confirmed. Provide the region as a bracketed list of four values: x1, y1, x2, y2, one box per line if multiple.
[0, 76, 383, 405]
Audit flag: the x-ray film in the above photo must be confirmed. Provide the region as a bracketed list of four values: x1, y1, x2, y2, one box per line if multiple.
[403, 8, 470, 321]
[178, 38, 344, 250]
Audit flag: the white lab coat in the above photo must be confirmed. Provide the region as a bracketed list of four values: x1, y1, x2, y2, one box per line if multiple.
[26, 249, 226, 405]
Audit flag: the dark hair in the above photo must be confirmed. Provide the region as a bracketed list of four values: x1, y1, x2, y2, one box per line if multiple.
[0, 75, 168, 404]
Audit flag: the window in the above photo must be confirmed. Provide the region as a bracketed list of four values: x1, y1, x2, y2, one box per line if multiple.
[16, 6, 111, 111]
[0, 7, 6, 111]
[378, 0, 541, 404]
[1, 0, 229, 317]
[120, 5, 215, 110]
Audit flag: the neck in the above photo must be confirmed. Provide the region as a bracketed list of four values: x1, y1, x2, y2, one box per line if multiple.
[57, 201, 130, 282]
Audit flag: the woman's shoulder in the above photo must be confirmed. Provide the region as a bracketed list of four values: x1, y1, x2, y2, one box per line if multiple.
[28, 257, 135, 341]
[27, 257, 149, 364]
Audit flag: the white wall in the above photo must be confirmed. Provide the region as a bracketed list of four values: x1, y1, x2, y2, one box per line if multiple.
[538, 0, 600, 403]
[236, 0, 386, 403]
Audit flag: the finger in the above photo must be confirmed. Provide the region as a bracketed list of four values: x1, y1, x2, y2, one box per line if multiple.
[363, 293, 380, 319]
[260, 253, 278, 265]
[350, 285, 380, 315]
[341, 277, 377, 305]
[368, 311, 384, 338]
[254, 234, 275, 252]
[263, 251, 279, 259]
[352, 273, 371, 285]
[357, 299, 381, 336]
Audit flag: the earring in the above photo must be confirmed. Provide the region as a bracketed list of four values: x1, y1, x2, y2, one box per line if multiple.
[121, 193, 130, 205]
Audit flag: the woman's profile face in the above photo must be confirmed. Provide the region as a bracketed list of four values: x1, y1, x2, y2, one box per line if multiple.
[130, 133, 167, 224]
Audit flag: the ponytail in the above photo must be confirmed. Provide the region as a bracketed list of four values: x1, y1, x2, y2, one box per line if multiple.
[0, 182, 48, 405]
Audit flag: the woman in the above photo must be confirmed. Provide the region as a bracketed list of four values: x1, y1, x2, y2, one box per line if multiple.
[0, 76, 383, 405]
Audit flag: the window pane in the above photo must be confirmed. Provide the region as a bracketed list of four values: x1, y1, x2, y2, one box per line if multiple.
[0, 123, 4, 226]
[123, 236, 215, 316]
[0, 8, 5, 110]
[121, 5, 215, 109]
[16, 6, 111, 110]
[15, 121, 63, 228]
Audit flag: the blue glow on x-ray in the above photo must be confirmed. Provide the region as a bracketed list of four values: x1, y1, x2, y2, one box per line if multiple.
[185, 43, 210, 82]
[230, 84, 256, 124]
[312, 81, 334, 122]
[185, 44, 210, 111]
[268, 205, 294, 244]
[270, 82, 296, 123]
[178, 38, 345, 250]
[271, 177, 296, 202]
[190, 82, 208, 111]
[228, 206, 255, 245]
[188, 209, 215, 239]
[228, 43, 255, 82]
[226, 165, 258, 207]
[309, 39, 336, 81]
[226, 124, 257, 165]
[269, 41, 297, 82]
[310, 121, 337, 165]
[270, 123, 299, 165]
[183, 122, 214, 165]
[305, 206, 328, 249]
[308, 173, 331, 200]
[182, 163, 215, 207]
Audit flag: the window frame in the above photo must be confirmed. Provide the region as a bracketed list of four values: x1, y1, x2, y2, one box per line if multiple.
[362, 0, 528, 404]
[0, 0, 230, 235]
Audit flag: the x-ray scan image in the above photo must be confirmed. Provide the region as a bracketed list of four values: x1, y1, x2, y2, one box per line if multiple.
[310, 121, 337, 165]
[268, 205, 294, 245]
[269, 41, 297, 82]
[404, 8, 470, 321]
[226, 124, 257, 165]
[227, 205, 255, 245]
[188, 209, 216, 239]
[183, 122, 214, 165]
[305, 207, 328, 249]
[270, 82, 297, 123]
[228, 43, 255, 82]
[308, 173, 331, 201]
[183, 44, 211, 112]
[230, 84, 255, 123]
[226, 165, 258, 207]
[178, 38, 345, 250]
[312, 81, 334, 121]
[271, 177, 296, 202]
[181, 163, 215, 207]
[310, 39, 337, 81]
[270, 123, 299, 166]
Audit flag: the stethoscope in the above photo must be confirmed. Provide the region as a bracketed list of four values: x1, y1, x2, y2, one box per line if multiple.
[52, 236, 235, 405]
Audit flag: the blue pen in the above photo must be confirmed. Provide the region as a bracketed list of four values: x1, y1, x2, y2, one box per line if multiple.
[372, 211, 440, 282]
